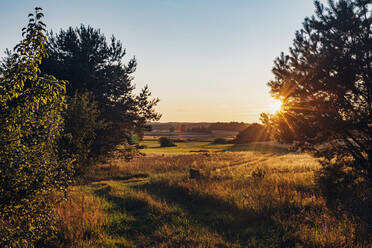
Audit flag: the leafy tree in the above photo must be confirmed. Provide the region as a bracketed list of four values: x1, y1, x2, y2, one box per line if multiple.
[262, 0, 371, 221]
[0, 8, 71, 247]
[41, 25, 161, 165]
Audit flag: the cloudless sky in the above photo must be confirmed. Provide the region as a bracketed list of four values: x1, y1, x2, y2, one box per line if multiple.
[0, 0, 321, 122]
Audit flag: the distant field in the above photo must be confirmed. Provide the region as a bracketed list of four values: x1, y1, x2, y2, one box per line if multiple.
[139, 140, 289, 154]
[144, 130, 239, 140]
[52, 142, 370, 247]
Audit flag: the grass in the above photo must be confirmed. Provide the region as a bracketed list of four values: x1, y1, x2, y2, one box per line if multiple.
[139, 140, 288, 154]
[53, 188, 106, 247]
[51, 142, 372, 247]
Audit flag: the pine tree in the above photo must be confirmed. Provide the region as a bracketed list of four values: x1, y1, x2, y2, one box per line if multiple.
[41, 25, 161, 165]
[262, 0, 371, 222]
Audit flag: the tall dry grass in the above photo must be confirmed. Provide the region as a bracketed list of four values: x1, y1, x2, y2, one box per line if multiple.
[55, 151, 372, 247]
[54, 188, 105, 247]
[118, 152, 368, 247]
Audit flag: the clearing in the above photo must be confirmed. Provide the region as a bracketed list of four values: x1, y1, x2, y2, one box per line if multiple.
[53, 141, 367, 247]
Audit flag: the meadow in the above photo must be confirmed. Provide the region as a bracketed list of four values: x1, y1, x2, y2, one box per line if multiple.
[137, 140, 288, 154]
[2, 2, 370, 247]
[51, 140, 371, 248]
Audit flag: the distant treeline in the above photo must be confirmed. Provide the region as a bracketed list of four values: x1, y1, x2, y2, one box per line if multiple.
[150, 122, 249, 132]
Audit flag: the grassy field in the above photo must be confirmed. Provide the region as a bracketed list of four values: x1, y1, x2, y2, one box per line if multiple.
[139, 140, 288, 154]
[51, 142, 371, 247]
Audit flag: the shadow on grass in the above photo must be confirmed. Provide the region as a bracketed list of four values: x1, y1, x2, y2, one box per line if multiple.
[91, 183, 178, 247]
[135, 180, 305, 247]
[89, 173, 149, 183]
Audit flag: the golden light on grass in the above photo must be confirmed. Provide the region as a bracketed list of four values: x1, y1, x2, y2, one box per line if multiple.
[55, 151, 366, 247]
[270, 99, 282, 113]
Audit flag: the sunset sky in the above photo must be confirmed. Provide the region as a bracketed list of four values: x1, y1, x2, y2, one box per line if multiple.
[0, 0, 320, 122]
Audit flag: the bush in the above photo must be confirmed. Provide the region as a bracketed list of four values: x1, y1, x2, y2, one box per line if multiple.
[235, 123, 271, 144]
[158, 137, 176, 147]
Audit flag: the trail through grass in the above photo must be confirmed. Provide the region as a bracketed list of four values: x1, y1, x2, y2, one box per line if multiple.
[51, 145, 371, 247]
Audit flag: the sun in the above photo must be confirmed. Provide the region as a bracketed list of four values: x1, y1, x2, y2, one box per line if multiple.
[270, 99, 282, 113]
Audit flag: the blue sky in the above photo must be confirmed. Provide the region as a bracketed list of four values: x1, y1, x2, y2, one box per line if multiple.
[0, 0, 319, 122]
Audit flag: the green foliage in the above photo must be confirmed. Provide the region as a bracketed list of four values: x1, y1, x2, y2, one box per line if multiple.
[0, 8, 71, 247]
[40, 25, 161, 167]
[235, 123, 271, 144]
[263, 0, 372, 224]
[158, 137, 176, 147]
[58, 92, 107, 176]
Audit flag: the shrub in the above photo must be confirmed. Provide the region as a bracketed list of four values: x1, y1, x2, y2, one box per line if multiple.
[158, 137, 176, 147]
[235, 123, 271, 144]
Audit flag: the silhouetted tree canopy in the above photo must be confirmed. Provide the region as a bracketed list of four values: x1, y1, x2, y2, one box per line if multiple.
[41, 25, 161, 164]
[262, 0, 371, 220]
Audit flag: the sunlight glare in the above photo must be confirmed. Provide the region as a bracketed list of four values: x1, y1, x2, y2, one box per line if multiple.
[270, 100, 282, 113]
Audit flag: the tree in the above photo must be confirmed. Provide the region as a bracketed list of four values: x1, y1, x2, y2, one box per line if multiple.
[58, 91, 107, 176]
[262, 0, 371, 220]
[0, 8, 71, 247]
[40, 25, 161, 166]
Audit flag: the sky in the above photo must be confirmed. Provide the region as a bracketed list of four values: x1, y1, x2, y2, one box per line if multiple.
[0, 0, 320, 122]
